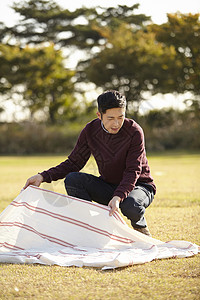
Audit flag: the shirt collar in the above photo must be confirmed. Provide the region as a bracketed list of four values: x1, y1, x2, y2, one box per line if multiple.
[101, 121, 110, 134]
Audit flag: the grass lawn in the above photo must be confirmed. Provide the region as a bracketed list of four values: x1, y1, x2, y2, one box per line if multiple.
[0, 152, 199, 299]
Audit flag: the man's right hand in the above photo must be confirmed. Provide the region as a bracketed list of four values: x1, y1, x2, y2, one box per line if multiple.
[23, 174, 43, 190]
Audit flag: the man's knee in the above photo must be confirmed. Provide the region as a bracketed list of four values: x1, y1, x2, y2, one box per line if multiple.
[120, 199, 145, 223]
[64, 172, 92, 201]
[64, 172, 79, 188]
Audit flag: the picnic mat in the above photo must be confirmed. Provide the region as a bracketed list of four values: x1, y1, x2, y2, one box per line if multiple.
[0, 186, 199, 269]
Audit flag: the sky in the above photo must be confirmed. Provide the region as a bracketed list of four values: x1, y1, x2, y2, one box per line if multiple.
[0, 0, 199, 121]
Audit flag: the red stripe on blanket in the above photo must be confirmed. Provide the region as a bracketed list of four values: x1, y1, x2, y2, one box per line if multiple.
[10, 200, 135, 245]
[0, 221, 76, 248]
[0, 242, 24, 251]
[28, 185, 125, 224]
[165, 241, 194, 250]
[0, 219, 134, 247]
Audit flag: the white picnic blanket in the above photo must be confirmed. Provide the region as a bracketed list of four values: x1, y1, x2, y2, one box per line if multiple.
[0, 186, 199, 269]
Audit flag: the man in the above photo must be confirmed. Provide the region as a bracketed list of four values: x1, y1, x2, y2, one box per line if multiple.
[24, 90, 156, 236]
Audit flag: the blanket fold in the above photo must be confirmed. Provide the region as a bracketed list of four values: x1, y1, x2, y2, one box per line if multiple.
[0, 186, 199, 269]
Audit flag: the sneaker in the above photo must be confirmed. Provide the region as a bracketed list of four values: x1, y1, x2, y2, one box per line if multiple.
[133, 226, 152, 237]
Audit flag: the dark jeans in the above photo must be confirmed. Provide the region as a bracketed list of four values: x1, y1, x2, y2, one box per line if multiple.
[64, 172, 154, 229]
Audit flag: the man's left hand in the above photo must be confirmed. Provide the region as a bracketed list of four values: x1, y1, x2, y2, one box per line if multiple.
[108, 196, 121, 216]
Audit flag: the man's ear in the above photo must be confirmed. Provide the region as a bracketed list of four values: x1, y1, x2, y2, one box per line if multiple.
[96, 111, 101, 120]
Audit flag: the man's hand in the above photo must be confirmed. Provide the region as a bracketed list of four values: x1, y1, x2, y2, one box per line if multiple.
[23, 174, 43, 190]
[108, 196, 121, 216]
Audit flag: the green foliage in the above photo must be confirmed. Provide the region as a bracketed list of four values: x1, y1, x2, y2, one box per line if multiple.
[0, 43, 75, 123]
[0, 122, 80, 154]
[80, 24, 176, 103]
[0, 107, 199, 154]
[138, 108, 200, 151]
[4, 1, 154, 109]
[80, 12, 200, 107]
[0, 2, 199, 123]
[149, 13, 200, 96]
[143, 109, 179, 128]
[10, 1, 150, 48]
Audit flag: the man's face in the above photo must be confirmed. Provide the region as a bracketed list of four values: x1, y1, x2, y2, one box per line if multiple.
[97, 107, 125, 134]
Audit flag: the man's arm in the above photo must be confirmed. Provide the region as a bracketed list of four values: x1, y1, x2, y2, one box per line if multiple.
[23, 126, 91, 189]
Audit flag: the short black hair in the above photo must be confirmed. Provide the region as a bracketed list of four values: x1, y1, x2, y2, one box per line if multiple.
[97, 90, 126, 114]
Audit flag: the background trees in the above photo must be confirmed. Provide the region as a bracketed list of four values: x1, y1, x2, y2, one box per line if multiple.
[1, 1, 199, 117]
[149, 13, 200, 95]
[81, 25, 176, 106]
[0, 43, 75, 123]
[0, 0, 199, 152]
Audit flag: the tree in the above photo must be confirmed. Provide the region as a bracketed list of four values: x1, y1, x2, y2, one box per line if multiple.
[149, 13, 200, 96]
[9, 1, 150, 49]
[0, 43, 75, 123]
[0, 1, 154, 117]
[4, 2, 200, 116]
[78, 13, 200, 113]
[78, 24, 176, 111]
[1, 0, 154, 115]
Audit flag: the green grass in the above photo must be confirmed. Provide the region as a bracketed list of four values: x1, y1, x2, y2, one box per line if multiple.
[0, 152, 200, 300]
